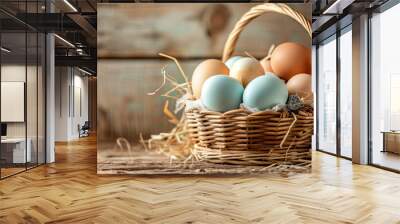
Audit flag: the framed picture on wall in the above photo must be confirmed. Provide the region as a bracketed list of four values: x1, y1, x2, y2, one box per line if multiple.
[1, 81, 25, 122]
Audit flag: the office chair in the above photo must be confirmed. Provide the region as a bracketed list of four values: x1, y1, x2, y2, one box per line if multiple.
[79, 121, 90, 138]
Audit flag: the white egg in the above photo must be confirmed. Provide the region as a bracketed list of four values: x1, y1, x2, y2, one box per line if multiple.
[230, 57, 264, 86]
[224, 56, 243, 70]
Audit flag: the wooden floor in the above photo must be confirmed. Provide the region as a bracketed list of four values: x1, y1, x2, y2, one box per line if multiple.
[1, 136, 400, 223]
[1, 167, 26, 178]
[373, 150, 400, 171]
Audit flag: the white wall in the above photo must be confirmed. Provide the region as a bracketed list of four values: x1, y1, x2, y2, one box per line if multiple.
[1, 65, 34, 138]
[55, 67, 69, 141]
[72, 73, 89, 136]
[55, 67, 89, 141]
[1, 64, 26, 81]
[1, 65, 26, 141]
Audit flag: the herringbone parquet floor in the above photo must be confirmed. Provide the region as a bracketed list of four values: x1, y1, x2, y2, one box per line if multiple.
[1, 135, 400, 224]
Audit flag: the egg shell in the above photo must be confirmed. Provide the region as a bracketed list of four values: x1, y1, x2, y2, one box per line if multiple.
[192, 59, 229, 99]
[225, 56, 243, 70]
[201, 75, 244, 112]
[287, 73, 312, 98]
[230, 57, 264, 86]
[270, 42, 311, 81]
[243, 73, 288, 110]
[260, 56, 274, 73]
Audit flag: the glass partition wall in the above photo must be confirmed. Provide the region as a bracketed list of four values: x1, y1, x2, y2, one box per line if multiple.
[0, 2, 46, 179]
[315, 26, 352, 159]
[0, 30, 27, 177]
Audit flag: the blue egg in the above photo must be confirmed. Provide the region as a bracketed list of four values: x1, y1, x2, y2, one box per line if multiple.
[243, 73, 288, 110]
[224, 56, 243, 70]
[201, 75, 244, 112]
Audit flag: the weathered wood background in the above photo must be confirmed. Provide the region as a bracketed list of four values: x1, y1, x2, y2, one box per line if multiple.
[98, 59, 200, 142]
[97, 3, 311, 144]
[98, 3, 311, 58]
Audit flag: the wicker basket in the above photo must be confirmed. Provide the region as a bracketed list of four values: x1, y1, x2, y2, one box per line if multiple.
[186, 3, 313, 167]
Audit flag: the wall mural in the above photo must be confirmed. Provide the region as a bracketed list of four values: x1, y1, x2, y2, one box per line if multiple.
[97, 3, 313, 175]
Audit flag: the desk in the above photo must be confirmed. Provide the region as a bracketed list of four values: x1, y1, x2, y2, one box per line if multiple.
[382, 131, 400, 154]
[1, 138, 31, 163]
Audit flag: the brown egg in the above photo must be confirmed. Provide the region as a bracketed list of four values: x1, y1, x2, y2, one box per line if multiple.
[270, 42, 311, 81]
[191, 59, 229, 99]
[287, 73, 312, 102]
[260, 56, 274, 73]
[230, 57, 264, 86]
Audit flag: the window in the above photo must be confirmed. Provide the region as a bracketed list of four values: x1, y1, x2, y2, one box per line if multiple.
[370, 3, 400, 171]
[339, 27, 352, 158]
[317, 36, 337, 154]
[316, 25, 353, 159]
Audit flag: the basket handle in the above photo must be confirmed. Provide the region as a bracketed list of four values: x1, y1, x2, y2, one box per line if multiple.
[222, 3, 312, 62]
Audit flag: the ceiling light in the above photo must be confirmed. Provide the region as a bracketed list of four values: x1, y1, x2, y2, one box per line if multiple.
[1, 47, 11, 53]
[54, 34, 75, 48]
[78, 67, 93, 76]
[63, 0, 78, 12]
[76, 48, 86, 56]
